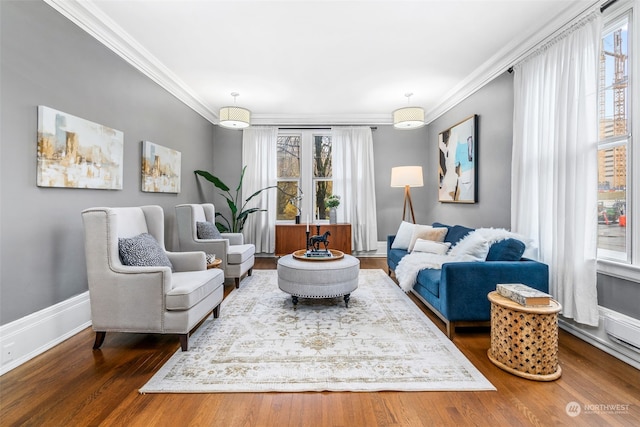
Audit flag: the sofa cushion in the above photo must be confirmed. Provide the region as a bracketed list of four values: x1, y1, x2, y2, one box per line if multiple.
[390, 221, 415, 250]
[118, 233, 173, 270]
[166, 269, 223, 310]
[416, 268, 441, 298]
[227, 244, 255, 264]
[408, 226, 448, 251]
[197, 221, 222, 239]
[486, 238, 526, 261]
[434, 223, 475, 245]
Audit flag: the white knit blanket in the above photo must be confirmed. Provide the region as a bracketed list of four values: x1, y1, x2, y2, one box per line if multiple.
[395, 228, 534, 292]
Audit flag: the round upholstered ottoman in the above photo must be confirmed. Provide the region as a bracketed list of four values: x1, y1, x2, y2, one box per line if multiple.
[277, 254, 360, 308]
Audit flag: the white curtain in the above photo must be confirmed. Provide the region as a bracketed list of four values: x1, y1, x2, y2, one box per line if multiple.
[511, 12, 601, 326]
[332, 127, 378, 252]
[242, 127, 278, 253]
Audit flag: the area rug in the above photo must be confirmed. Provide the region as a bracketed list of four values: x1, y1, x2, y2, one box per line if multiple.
[139, 269, 495, 393]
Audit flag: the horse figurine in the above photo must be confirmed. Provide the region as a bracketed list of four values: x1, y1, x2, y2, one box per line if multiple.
[309, 231, 331, 251]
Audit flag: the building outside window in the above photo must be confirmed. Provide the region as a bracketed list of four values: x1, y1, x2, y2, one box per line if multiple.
[597, 8, 633, 265]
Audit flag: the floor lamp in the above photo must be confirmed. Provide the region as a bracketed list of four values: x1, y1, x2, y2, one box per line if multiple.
[391, 166, 424, 224]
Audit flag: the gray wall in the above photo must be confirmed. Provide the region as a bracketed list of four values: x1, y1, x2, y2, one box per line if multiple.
[0, 1, 216, 324]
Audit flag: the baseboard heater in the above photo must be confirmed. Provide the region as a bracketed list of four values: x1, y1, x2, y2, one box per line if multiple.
[604, 312, 640, 352]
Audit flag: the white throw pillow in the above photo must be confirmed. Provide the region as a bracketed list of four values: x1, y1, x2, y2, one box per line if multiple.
[449, 231, 491, 261]
[391, 221, 416, 250]
[412, 239, 451, 255]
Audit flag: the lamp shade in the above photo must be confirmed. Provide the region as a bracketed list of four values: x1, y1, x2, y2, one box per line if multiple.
[393, 106, 425, 129]
[391, 166, 424, 187]
[219, 106, 251, 129]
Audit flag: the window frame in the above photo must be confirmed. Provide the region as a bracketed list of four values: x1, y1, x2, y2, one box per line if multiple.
[276, 130, 333, 224]
[596, 0, 639, 282]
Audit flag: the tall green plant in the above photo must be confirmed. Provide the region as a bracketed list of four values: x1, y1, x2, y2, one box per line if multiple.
[195, 166, 276, 233]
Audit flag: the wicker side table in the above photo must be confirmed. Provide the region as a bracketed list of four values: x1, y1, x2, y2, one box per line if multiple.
[487, 291, 562, 381]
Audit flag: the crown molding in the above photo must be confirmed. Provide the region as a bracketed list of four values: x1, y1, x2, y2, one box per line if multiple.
[44, 0, 599, 128]
[424, 0, 601, 124]
[43, 0, 218, 124]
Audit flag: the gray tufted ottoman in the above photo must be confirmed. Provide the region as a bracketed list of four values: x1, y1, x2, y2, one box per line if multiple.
[277, 254, 360, 307]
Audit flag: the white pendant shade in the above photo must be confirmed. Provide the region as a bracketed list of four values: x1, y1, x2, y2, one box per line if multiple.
[219, 106, 251, 129]
[393, 106, 425, 129]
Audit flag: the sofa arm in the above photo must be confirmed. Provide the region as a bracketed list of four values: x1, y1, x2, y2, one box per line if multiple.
[387, 235, 396, 253]
[439, 260, 549, 322]
[167, 251, 206, 271]
[222, 232, 244, 245]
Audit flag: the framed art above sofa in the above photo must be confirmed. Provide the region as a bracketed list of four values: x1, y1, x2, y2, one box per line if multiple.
[438, 114, 477, 203]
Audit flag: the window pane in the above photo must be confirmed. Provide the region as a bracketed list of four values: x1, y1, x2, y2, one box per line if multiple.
[314, 180, 333, 220]
[277, 136, 300, 178]
[599, 19, 629, 139]
[313, 136, 332, 178]
[597, 146, 627, 254]
[277, 181, 300, 220]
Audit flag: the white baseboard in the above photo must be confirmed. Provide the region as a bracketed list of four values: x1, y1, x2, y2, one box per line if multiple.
[559, 307, 640, 371]
[0, 291, 92, 376]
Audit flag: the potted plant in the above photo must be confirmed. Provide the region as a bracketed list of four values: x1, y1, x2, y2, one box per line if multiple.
[195, 166, 276, 233]
[325, 194, 341, 224]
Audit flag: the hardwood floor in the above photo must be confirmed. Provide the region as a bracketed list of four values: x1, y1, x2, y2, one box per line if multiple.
[1, 258, 639, 426]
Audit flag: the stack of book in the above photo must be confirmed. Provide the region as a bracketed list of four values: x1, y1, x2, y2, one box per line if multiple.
[496, 283, 551, 306]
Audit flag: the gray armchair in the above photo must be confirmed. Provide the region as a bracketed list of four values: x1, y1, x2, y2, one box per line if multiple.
[175, 203, 255, 288]
[81, 205, 224, 351]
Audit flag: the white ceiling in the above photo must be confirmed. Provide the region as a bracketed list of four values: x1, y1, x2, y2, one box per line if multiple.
[48, 0, 595, 125]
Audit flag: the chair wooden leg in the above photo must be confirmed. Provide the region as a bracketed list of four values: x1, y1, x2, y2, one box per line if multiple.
[179, 334, 188, 351]
[93, 331, 106, 350]
[213, 304, 220, 319]
[235, 277, 240, 288]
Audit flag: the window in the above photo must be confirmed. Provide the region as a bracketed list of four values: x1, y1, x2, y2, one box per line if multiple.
[597, 3, 636, 273]
[276, 131, 333, 222]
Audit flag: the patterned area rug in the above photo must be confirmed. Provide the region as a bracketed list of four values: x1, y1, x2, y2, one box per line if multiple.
[140, 269, 495, 393]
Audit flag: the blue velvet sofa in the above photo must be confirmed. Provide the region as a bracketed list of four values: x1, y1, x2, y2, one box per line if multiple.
[387, 222, 549, 338]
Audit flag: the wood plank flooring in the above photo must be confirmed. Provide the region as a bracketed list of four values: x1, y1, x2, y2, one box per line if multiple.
[1, 258, 639, 426]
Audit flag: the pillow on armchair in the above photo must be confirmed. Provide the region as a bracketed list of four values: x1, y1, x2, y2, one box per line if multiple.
[197, 221, 222, 239]
[118, 233, 174, 270]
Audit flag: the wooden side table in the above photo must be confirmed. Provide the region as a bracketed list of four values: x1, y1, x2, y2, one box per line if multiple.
[207, 258, 222, 269]
[487, 291, 562, 381]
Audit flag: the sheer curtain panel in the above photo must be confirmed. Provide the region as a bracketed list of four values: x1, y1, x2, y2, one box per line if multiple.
[511, 12, 601, 326]
[332, 127, 378, 252]
[242, 127, 278, 253]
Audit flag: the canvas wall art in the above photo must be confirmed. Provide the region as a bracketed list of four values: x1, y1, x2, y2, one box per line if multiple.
[438, 114, 478, 203]
[37, 106, 124, 189]
[141, 141, 181, 193]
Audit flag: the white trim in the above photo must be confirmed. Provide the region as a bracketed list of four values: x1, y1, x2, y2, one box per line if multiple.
[559, 306, 640, 370]
[42, 0, 218, 124]
[0, 292, 91, 376]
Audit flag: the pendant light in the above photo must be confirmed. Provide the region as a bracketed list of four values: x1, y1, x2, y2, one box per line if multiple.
[393, 93, 425, 130]
[219, 92, 251, 129]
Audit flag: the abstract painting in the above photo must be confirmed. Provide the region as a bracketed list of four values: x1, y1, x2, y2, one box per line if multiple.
[37, 106, 123, 189]
[141, 141, 181, 193]
[438, 114, 478, 203]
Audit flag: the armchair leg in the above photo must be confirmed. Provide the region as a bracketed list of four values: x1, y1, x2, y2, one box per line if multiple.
[213, 304, 220, 319]
[235, 277, 240, 288]
[93, 331, 106, 350]
[179, 334, 188, 351]
[248, 268, 253, 276]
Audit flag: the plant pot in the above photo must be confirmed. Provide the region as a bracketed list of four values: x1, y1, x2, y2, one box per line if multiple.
[329, 208, 337, 224]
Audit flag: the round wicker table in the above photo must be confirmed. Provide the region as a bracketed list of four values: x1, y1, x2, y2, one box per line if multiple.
[487, 291, 562, 381]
